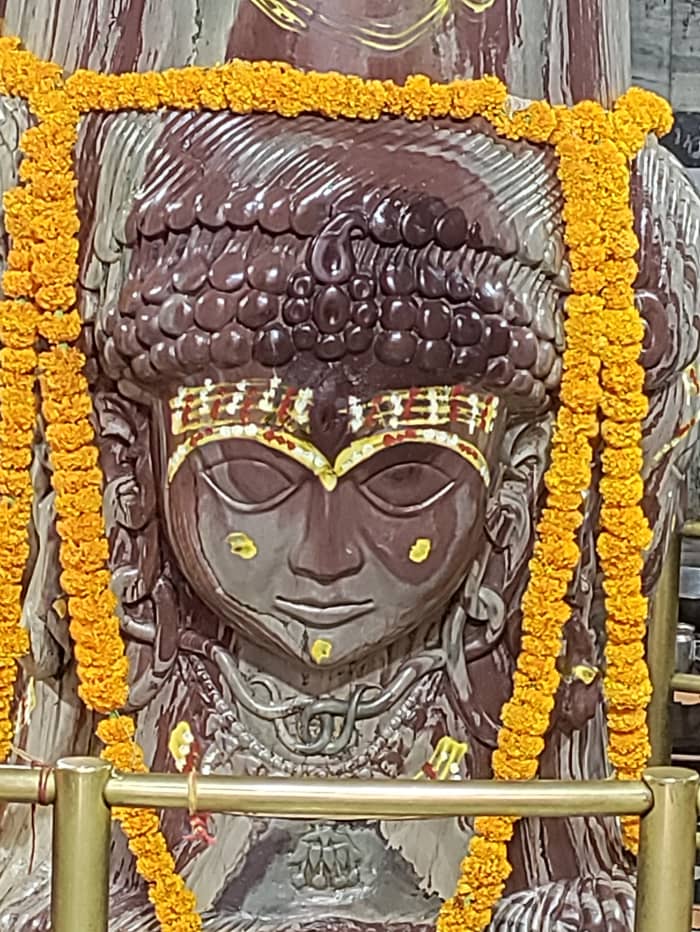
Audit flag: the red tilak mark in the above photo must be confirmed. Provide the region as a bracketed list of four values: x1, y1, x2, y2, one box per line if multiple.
[240, 392, 255, 424]
[449, 384, 460, 422]
[277, 388, 295, 423]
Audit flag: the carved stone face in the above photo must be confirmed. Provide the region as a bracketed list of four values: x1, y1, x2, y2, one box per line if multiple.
[98, 110, 564, 680]
[157, 376, 501, 668]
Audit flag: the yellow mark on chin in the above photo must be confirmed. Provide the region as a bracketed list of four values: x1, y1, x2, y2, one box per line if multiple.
[227, 531, 258, 560]
[409, 538, 432, 563]
[311, 638, 333, 664]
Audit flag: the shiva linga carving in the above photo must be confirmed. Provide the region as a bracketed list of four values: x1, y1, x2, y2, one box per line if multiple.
[0, 1, 698, 931]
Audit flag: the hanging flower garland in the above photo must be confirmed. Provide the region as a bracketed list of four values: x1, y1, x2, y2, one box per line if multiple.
[438, 90, 671, 931]
[0, 34, 674, 932]
[0, 39, 67, 761]
[0, 37, 202, 932]
[0, 301, 35, 761]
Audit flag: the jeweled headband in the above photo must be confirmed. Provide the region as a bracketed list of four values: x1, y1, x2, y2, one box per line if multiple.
[167, 378, 499, 489]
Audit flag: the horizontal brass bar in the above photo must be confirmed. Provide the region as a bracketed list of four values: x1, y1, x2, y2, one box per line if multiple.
[0, 766, 55, 804]
[103, 774, 653, 819]
[682, 521, 700, 538]
[672, 673, 700, 694]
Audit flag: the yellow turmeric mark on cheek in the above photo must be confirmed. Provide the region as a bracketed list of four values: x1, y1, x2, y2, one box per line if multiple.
[311, 638, 333, 664]
[409, 538, 432, 563]
[571, 664, 599, 685]
[227, 531, 258, 560]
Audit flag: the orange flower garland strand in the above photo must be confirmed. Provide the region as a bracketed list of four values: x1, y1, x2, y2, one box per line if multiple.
[437, 106, 606, 932]
[0, 38, 67, 761]
[437, 90, 672, 931]
[64, 61, 510, 122]
[0, 35, 675, 932]
[0, 300, 35, 760]
[598, 89, 673, 852]
[0, 37, 202, 931]
[98, 717, 201, 932]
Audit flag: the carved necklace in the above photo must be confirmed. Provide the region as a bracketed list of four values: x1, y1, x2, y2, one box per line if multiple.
[186, 654, 443, 776]
[179, 622, 447, 756]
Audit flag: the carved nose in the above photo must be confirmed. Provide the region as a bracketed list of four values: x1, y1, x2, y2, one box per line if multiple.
[289, 486, 363, 584]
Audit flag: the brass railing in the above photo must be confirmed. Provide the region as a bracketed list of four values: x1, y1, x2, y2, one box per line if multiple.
[0, 761, 698, 932]
[1, 520, 700, 932]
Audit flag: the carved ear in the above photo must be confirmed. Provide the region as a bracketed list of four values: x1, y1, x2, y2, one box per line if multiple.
[483, 469, 539, 592]
[461, 574, 507, 663]
[93, 388, 180, 710]
[457, 418, 552, 663]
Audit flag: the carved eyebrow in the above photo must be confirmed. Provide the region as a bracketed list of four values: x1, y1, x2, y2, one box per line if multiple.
[167, 424, 490, 490]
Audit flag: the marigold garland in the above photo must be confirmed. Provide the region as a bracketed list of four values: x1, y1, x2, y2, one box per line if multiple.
[0, 37, 201, 932]
[0, 33, 676, 932]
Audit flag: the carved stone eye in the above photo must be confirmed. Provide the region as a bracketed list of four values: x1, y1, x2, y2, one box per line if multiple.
[361, 462, 453, 511]
[203, 459, 297, 509]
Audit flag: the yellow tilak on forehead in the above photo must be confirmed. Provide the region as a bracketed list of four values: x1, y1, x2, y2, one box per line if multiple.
[167, 380, 498, 488]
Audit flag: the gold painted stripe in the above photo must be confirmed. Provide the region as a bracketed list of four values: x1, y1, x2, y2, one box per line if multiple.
[168, 424, 490, 488]
[334, 430, 490, 484]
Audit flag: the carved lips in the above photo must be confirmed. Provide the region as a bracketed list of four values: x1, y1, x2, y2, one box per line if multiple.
[274, 596, 375, 627]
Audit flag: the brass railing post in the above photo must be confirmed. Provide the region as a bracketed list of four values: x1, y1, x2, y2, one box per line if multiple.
[635, 766, 698, 932]
[51, 756, 111, 932]
[647, 531, 681, 765]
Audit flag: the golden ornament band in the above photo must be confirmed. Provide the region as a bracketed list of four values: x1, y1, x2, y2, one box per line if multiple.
[167, 422, 491, 488]
[168, 380, 498, 487]
[170, 380, 500, 439]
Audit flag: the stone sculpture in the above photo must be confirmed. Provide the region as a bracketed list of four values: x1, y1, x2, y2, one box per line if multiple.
[0, 2, 698, 931]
